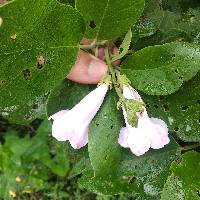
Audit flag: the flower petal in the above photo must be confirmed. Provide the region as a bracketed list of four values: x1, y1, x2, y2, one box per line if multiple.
[127, 127, 151, 156]
[149, 118, 170, 149]
[49, 84, 108, 149]
[71, 84, 108, 122]
[49, 110, 71, 141]
[123, 86, 142, 101]
[68, 123, 88, 149]
[118, 127, 129, 148]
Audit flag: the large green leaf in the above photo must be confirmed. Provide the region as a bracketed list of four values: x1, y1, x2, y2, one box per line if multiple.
[0, 0, 85, 124]
[161, 151, 200, 200]
[79, 90, 180, 197]
[160, 9, 200, 41]
[121, 42, 200, 95]
[76, 0, 144, 40]
[133, 0, 164, 40]
[143, 72, 200, 142]
[88, 90, 122, 177]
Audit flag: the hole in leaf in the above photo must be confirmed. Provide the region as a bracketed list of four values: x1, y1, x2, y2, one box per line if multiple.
[179, 76, 183, 80]
[163, 104, 169, 111]
[32, 104, 38, 109]
[119, 47, 123, 53]
[174, 127, 179, 132]
[199, 119, 200, 124]
[154, 104, 158, 109]
[174, 69, 179, 73]
[96, 123, 99, 127]
[197, 100, 200, 105]
[89, 20, 96, 29]
[171, 53, 176, 58]
[197, 190, 200, 197]
[0, 80, 5, 85]
[159, 96, 164, 100]
[22, 69, 31, 80]
[110, 125, 113, 129]
[181, 105, 189, 111]
[176, 158, 182, 164]
[128, 176, 137, 184]
[37, 55, 45, 69]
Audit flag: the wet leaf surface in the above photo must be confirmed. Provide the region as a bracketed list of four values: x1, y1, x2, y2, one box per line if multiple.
[0, 0, 84, 123]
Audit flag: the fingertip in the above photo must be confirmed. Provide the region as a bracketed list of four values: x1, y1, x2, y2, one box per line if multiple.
[88, 59, 107, 82]
[67, 50, 107, 84]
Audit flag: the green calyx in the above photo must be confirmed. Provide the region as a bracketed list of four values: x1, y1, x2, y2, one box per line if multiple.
[98, 74, 112, 89]
[124, 99, 145, 127]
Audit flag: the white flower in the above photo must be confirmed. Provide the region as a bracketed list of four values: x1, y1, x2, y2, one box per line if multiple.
[118, 86, 170, 156]
[49, 83, 108, 149]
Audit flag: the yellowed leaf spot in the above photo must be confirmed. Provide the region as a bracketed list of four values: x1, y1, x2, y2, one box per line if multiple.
[37, 55, 45, 69]
[0, 17, 3, 27]
[10, 34, 17, 40]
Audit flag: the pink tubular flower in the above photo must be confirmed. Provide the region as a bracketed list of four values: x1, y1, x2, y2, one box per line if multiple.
[118, 86, 170, 156]
[49, 84, 108, 149]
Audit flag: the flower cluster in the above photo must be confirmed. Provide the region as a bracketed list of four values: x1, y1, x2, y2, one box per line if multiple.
[49, 82, 170, 156]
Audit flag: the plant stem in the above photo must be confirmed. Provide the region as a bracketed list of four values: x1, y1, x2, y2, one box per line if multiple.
[180, 143, 200, 151]
[79, 40, 108, 50]
[104, 47, 115, 81]
[104, 47, 124, 101]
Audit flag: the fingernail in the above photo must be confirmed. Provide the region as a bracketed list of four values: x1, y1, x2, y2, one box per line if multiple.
[88, 60, 107, 80]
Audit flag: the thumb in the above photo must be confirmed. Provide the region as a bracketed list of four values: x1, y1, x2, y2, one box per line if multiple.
[67, 50, 108, 84]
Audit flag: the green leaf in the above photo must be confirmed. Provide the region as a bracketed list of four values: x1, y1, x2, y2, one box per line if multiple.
[160, 9, 200, 41]
[143, 72, 200, 142]
[80, 90, 180, 197]
[76, 0, 144, 40]
[46, 141, 69, 177]
[121, 42, 200, 95]
[111, 29, 132, 62]
[161, 151, 200, 200]
[68, 156, 90, 179]
[47, 80, 90, 117]
[0, 0, 85, 124]
[88, 90, 122, 176]
[161, 173, 186, 200]
[132, 0, 164, 40]
[22, 120, 69, 177]
[79, 170, 143, 196]
[162, 0, 200, 13]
